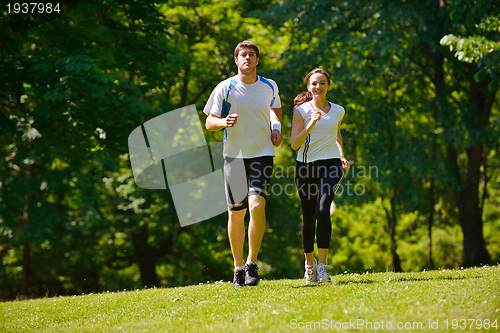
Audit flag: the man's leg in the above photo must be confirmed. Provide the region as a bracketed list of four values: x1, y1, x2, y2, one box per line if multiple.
[243, 156, 272, 286]
[228, 208, 247, 267]
[224, 156, 251, 287]
[244, 194, 266, 286]
[247, 194, 266, 263]
[228, 205, 248, 288]
[246, 156, 273, 263]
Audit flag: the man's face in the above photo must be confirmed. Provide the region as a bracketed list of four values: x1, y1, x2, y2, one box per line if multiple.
[235, 47, 259, 71]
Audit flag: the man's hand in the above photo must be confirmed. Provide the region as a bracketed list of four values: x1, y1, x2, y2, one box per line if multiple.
[271, 129, 282, 147]
[224, 114, 239, 127]
[206, 113, 239, 131]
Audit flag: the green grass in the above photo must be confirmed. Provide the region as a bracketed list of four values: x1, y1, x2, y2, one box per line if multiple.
[1, 266, 499, 332]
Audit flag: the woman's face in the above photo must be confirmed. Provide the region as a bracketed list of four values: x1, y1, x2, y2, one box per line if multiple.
[307, 73, 330, 99]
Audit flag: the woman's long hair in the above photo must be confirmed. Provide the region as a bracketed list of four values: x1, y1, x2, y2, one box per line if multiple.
[293, 68, 331, 108]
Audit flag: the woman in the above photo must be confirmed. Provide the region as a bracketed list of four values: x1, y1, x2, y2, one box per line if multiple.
[291, 68, 349, 284]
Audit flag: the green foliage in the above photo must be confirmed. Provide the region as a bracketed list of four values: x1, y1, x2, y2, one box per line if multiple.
[0, 0, 177, 298]
[329, 199, 392, 273]
[0, 0, 303, 299]
[1, 0, 499, 301]
[398, 224, 463, 272]
[440, 34, 499, 64]
[441, 0, 500, 91]
[266, 0, 498, 269]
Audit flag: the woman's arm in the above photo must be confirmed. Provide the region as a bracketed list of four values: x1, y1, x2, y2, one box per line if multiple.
[291, 108, 320, 151]
[336, 120, 344, 158]
[336, 119, 350, 169]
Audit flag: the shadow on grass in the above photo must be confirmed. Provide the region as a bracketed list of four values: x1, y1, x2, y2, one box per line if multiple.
[291, 274, 481, 288]
[335, 275, 481, 285]
[336, 280, 375, 285]
[292, 284, 326, 289]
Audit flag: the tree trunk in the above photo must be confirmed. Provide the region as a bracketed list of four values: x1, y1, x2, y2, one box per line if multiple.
[389, 226, 402, 272]
[455, 72, 495, 267]
[128, 213, 179, 289]
[131, 226, 159, 288]
[136, 250, 159, 288]
[384, 190, 402, 272]
[20, 163, 32, 299]
[460, 140, 490, 266]
[435, 61, 494, 268]
[20, 241, 30, 298]
[428, 178, 435, 270]
[456, 74, 496, 267]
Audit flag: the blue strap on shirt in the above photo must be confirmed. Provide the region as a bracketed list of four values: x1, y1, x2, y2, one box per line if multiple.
[221, 77, 238, 119]
[221, 77, 238, 143]
[258, 76, 276, 107]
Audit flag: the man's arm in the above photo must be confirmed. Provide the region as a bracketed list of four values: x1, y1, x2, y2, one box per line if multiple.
[270, 107, 282, 122]
[270, 107, 282, 147]
[205, 113, 239, 131]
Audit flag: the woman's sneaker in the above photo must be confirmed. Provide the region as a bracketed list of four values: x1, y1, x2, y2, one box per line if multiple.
[317, 263, 331, 283]
[304, 258, 318, 284]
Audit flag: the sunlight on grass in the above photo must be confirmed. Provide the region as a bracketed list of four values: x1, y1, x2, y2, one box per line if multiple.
[1, 266, 499, 332]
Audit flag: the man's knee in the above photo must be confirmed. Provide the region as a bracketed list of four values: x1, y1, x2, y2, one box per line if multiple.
[248, 195, 266, 213]
[229, 209, 246, 223]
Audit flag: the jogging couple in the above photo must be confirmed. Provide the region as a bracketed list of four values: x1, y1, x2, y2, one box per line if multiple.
[204, 41, 349, 287]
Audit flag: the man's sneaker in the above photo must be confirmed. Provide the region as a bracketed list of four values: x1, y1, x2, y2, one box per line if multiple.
[233, 268, 245, 288]
[244, 261, 259, 286]
[304, 258, 318, 284]
[317, 263, 331, 283]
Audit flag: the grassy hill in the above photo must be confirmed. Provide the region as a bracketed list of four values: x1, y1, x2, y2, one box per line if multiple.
[1, 266, 499, 332]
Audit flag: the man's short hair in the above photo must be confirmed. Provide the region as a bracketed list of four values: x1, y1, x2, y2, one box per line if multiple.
[234, 40, 259, 59]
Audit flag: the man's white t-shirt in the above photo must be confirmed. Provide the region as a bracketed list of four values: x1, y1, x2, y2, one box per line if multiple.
[203, 75, 281, 158]
[295, 101, 345, 163]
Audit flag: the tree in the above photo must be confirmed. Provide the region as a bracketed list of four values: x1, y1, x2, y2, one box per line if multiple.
[0, 0, 182, 298]
[266, 0, 497, 268]
[0, 0, 295, 299]
[437, 0, 499, 266]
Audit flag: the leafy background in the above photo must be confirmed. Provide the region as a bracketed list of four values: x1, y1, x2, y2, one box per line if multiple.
[0, 0, 498, 300]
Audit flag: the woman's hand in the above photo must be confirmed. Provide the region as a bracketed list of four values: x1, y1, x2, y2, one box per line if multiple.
[341, 157, 350, 170]
[308, 110, 321, 128]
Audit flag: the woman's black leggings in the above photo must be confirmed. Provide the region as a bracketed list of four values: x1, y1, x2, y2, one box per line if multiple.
[295, 158, 344, 253]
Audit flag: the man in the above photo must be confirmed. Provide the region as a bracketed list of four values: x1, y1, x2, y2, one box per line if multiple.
[204, 40, 282, 287]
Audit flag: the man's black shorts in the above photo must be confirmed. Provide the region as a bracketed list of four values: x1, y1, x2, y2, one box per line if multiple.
[223, 156, 273, 211]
